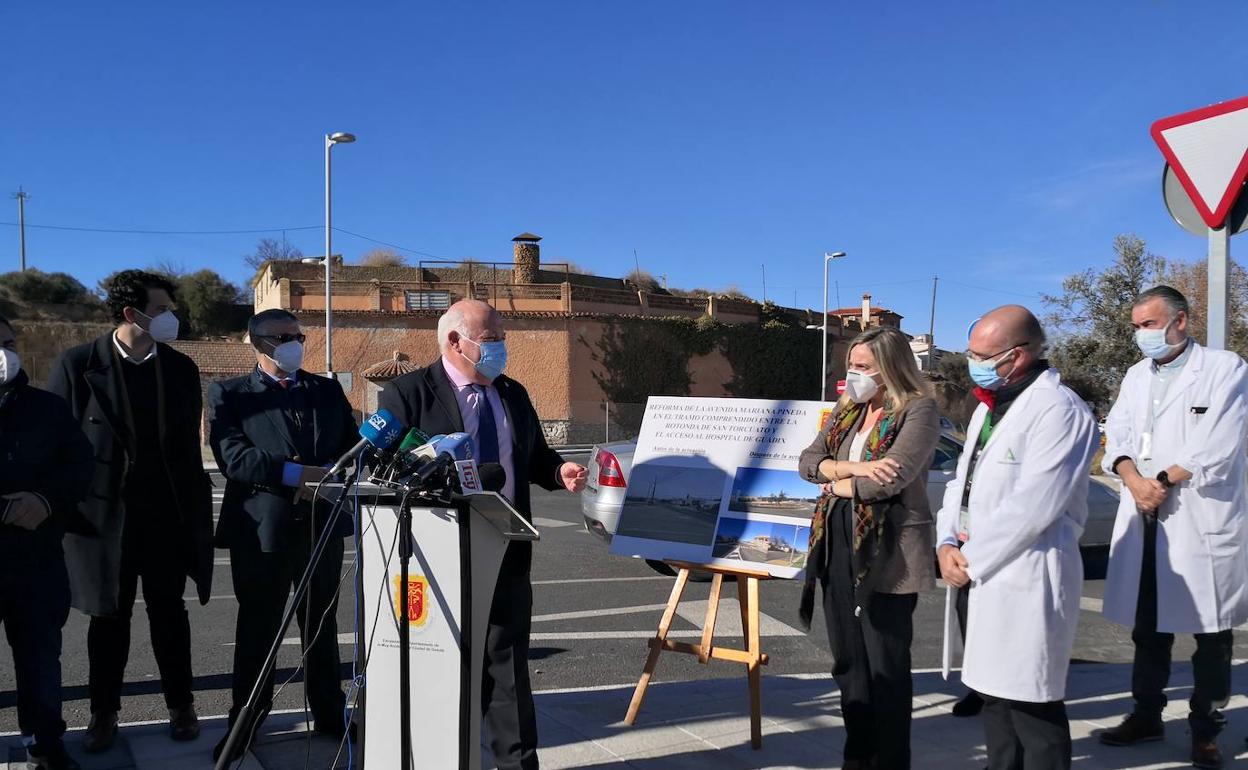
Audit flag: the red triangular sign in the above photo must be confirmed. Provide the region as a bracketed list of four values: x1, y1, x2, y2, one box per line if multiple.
[1152, 96, 1248, 230]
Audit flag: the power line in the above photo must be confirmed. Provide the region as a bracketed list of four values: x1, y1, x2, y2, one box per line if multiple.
[0, 221, 322, 235]
[329, 227, 449, 260]
[942, 279, 1046, 300]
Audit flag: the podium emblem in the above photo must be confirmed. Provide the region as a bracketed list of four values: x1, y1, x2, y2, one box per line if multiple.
[395, 575, 431, 627]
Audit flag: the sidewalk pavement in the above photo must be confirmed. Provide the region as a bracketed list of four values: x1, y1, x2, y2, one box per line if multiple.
[5, 662, 1245, 769]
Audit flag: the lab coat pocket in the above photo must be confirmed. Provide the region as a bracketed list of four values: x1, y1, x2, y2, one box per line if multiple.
[1190, 483, 1238, 536]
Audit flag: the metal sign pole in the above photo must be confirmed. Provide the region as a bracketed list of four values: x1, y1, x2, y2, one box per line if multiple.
[1208, 226, 1230, 350]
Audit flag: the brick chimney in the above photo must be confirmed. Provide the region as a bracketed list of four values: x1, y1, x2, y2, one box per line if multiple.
[512, 232, 541, 284]
[861, 293, 872, 328]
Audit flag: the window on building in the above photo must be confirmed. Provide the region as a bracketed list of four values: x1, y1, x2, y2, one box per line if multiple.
[405, 290, 451, 311]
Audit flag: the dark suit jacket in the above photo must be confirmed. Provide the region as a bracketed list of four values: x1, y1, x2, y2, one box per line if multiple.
[379, 359, 566, 573]
[209, 367, 359, 552]
[47, 334, 213, 615]
[0, 371, 95, 569]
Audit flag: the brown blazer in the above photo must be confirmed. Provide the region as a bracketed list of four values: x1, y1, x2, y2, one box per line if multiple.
[797, 396, 940, 595]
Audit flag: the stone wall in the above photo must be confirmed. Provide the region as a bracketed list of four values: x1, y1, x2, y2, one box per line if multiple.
[12, 321, 114, 387]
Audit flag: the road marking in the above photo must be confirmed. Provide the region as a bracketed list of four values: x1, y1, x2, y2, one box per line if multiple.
[531, 630, 710, 641]
[532, 576, 671, 586]
[533, 603, 671, 622]
[677, 598, 803, 637]
[1080, 596, 1104, 613]
[532, 516, 577, 529]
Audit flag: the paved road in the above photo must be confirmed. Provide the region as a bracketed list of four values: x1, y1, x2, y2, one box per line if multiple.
[0, 477, 1243, 735]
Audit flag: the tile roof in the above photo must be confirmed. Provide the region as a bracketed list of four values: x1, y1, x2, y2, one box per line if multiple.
[170, 340, 255, 374]
[362, 353, 419, 380]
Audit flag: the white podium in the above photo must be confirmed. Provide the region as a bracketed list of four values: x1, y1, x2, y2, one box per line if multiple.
[335, 483, 538, 769]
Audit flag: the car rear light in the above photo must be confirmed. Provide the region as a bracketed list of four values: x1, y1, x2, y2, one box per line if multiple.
[596, 449, 627, 488]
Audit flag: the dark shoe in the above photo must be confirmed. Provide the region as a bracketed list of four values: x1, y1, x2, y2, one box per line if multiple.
[169, 705, 200, 742]
[26, 742, 81, 770]
[1192, 736, 1223, 769]
[1098, 713, 1164, 746]
[952, 690, 984, 717]
[82, 711, 118, 754]
[313, 718, 356, 743]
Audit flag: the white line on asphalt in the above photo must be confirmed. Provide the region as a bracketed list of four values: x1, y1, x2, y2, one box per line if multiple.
[532, 603, 671, 622]
[532, 516, 577, 529]
[0, 708, 314, 738]
[531, 630, 709, 640]
[531, 576, 671, 586]
[1080, 596, 1103, 613]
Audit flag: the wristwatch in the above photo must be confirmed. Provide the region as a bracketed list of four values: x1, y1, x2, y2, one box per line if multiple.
[1156, 470, 1175, 489]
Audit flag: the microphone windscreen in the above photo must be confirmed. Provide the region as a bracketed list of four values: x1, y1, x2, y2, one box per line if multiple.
[359, 409, 405, 450]
[477, 463, 506, 492]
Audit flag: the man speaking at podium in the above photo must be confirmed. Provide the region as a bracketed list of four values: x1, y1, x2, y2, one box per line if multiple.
[208, 309, 360, 763]
[380, 299, 587, 770]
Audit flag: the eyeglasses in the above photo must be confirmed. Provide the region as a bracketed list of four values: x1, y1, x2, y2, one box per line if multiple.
[965, 341, 1026, 363]
[258, 333, 306, 344]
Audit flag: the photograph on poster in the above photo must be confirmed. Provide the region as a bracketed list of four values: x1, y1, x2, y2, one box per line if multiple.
[615, 464, 727, 546]
[712, 516, 811, 569]
[727, 467, 819, 519]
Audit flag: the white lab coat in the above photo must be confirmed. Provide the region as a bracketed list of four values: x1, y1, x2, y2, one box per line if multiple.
[936, 369, 1097, 703]
[1101, 341, 1248, 634]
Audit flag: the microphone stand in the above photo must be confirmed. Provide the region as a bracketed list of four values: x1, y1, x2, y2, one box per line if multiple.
[395, 471, 460, 770]
[214, 463, 363, 770]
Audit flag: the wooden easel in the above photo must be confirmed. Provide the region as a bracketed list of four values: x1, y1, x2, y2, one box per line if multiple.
[623, 561, 773, 749]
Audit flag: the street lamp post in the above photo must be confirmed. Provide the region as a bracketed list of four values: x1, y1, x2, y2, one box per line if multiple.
[324, 131, 356, 376]
[821, 251, 847, 401]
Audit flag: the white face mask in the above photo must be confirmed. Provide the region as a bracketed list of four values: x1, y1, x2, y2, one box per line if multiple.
[136, 309, 180, 343]
[0, 349, 20, 386]
[844, 370, 881, 404]
[267, 341, 305, 373]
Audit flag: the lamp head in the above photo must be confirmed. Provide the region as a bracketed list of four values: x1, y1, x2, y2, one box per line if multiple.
[328, 131, 357, 145]
[824, 251, 847, 260]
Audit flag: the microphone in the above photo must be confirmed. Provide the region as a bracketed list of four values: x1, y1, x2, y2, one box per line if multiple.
[326, 409, 405, 477]
[478, 463, 506, 493]
[410, 433, 474, 487]
[395, 427, 432, 454]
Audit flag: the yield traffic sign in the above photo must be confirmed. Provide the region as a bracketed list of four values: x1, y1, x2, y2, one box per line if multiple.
[1151, 95, 1248, 230]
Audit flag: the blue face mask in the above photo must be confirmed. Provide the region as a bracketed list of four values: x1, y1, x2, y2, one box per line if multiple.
[460, 336, 508, 381]
[967, 349, 1016, 391]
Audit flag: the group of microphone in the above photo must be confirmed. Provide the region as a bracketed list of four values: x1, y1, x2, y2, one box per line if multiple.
[328, 408, 506, 496]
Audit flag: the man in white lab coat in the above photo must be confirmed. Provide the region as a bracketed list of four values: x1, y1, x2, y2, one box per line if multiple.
[1098, 286, 1248, 770]
[937, 305, 1097, 770]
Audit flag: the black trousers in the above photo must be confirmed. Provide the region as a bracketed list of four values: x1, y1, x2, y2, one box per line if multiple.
[87, 512, 193, 714]
[227, 524, 346, 733]
[0, 550, 70, 748]
[982, 696, 1071, 770]
[820, 503, 917, 770]
[1131, 516, 1232, 738]
[483, 546, 538, 770]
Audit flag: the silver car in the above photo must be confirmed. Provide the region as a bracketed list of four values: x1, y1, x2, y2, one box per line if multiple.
[582, 434, 1118, 548]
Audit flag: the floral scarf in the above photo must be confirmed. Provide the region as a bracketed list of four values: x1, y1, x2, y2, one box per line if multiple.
[798, 402, 900, 629]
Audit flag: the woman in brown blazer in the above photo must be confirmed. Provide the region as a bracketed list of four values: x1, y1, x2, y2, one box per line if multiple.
[798, 326, 940, 770]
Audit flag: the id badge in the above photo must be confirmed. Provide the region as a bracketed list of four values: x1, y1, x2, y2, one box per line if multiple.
[1139, 432, 1153, 461]
[957, 506, 970, 543]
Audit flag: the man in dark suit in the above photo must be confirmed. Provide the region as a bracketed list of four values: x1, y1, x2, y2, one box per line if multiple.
[380, 299, 587, 770]
[208, 308, 359, 763]
[0, 316, 94, 770]
[47, 270, 213, 753]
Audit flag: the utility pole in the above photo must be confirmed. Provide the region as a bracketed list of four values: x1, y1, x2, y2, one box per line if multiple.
[12, 187, 29, 271]
[927, 275, 939, 370]
[761, 264, 767, 303]
[632, 249, 641, 281]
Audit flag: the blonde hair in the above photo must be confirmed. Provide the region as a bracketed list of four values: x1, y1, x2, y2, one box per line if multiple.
[839, 326, 931, 413]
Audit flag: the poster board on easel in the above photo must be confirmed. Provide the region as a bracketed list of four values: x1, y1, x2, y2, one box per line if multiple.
[608, 396, 832, 578]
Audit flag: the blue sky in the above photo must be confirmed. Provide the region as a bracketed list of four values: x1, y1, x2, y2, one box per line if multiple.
[732, 467, 815, 500]
[4, 2, 1247, 345]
